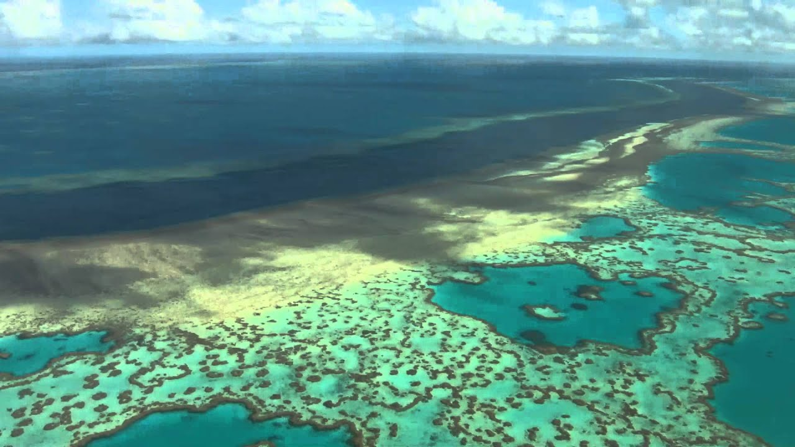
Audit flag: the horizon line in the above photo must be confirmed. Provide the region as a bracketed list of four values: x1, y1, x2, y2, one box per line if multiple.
[2, 43, 795, 67]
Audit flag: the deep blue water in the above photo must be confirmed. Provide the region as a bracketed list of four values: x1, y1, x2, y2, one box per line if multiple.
[645, 152, 795, 227]
[88, 403, 353, 447]
[0, 331, 113, 376]
[719, 117, 795, 146]
[711, 301, 794, 447]
[0, 57, 662, 179]
[431, 264, 682, 349]
[0, 56, 751, 240]
[718, 78, 795, 101]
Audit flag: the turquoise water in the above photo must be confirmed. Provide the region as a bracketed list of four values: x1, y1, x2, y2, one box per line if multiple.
[645, 152, 795, 227]
[432, 264, 682, 349]
[699, 140, 781, 152]
[0, 331, 113, 376]
[88, 403, 353, 447]
[548, 216, 635, 242]
[711, 301, 794, 447]
[719, 117, 795, 146]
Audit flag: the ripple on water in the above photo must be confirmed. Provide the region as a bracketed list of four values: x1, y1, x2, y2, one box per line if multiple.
[0, 331, 113, 377]
[431, 264, 682, 349]
[87, 403, 354, 447]
[711, 300, 795, 447]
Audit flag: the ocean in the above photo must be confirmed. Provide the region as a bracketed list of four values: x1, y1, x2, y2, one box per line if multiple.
[0, 54, 760, 240]
[2, 54, 795, 447]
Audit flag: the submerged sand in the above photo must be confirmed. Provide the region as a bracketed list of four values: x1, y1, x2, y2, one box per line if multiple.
[2, 82, 793, 447]
[0, 82, 767, 335]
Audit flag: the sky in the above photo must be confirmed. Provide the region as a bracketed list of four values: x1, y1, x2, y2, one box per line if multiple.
[2, 0, 795, 61]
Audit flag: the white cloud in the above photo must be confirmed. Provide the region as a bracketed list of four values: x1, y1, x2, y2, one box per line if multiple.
[670, 6, 708, 37]
[235, 0, 387, 43]
[0, 0, 62, 41]
[616, 0, 658, 23]
[568, 32, 602, 45]
[561, 6, 608, 46]
[81, 0, 210, 43]
[2, 0, 795, 56]
[568, 6, 599, 29]
[718, 8, 749, 19]
[659, 0, 795, 53]
[407, 1, 640, 48]
[75, 0, 388, 44]
[410, 0, 556, 45]
[770, 3, 795, 28]
[540, 1, 566, 18]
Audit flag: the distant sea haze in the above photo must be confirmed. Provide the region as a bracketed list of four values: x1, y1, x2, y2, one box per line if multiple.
[0, 55, 751, 241]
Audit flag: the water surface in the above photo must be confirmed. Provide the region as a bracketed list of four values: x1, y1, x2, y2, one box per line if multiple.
[0, 57, 750, 241]
[719, 117, 795, 146]
[548, 216, 635, 242]
[432, 264, 682, 349]
[0, 331, 113, 376]
[88, 403, 353, 447]
[645, 152, 795, 227]
[699, 140, 781, 152]
[711, 301, 794, 447]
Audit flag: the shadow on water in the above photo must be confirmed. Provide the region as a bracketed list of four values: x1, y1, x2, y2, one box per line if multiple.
[0, 82, 745, 244]
[0, 81, 750, 316]
[0, 249, 156, 308]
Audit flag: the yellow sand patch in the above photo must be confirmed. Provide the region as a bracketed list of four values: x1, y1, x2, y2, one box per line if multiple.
[181, 246, 405, 321]
[487, 169, 538, 181]
[603, 123, 669, 158]
[0, 241, 410, 333]
[488, 140, 605, 181]
[756, 101, 795, 116]
[585, 157, 610, 165]
[0, 115, 684, 335]
[621, 136, 647, 158]
[607, 123, 668, 147]
[664, 117, 744, 151]
[544, 173, 582, 182]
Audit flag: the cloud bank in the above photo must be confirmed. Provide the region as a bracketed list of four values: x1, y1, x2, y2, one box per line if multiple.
[2, 0, 795, 55]
[0, 0, 62, 42]
[410, 0, 556, 45]
[90, 0, 209, 43]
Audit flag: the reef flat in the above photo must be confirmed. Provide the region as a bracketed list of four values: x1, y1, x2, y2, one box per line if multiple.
[0, 81, 793, 447]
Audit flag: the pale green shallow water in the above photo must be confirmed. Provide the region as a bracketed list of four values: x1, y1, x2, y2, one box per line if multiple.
[2, 68, 795, 447]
